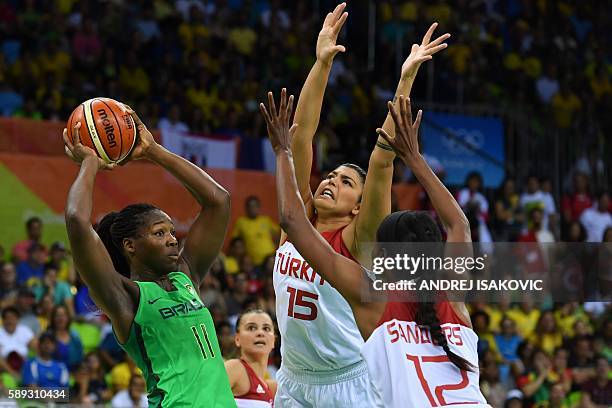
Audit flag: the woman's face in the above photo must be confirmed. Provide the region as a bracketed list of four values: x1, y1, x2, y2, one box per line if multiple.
[235, 312, 275, 358]
[54, 307, 69, 330]
[128, 211, 180, 274]
[313, 166, 363, 218]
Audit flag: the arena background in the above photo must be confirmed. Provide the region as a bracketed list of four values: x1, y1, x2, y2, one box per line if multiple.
[0, 1, 610, 407]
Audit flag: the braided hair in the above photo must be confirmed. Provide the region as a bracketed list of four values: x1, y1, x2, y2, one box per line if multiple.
[96, 203, 159, 278]
[376, 211, 476, 372]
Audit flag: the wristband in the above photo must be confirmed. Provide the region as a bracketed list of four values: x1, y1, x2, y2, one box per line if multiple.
[375, 141, 394, 152]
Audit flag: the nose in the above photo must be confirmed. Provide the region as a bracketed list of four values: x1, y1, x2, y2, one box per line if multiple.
[167, 235, 178, 246]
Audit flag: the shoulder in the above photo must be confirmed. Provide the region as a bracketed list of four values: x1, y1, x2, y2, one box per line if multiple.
[224, 359, 249, 389]
[265, 379, 277, 396]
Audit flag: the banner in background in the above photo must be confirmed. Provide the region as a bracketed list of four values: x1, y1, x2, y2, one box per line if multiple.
[421, 112, 505, 188]
[162, 129, 237, 169]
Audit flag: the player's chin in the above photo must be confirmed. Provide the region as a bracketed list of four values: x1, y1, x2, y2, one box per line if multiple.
[313, 196, 335, 210]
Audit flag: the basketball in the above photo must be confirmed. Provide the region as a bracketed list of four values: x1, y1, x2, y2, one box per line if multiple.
[67, 98, 137, 163]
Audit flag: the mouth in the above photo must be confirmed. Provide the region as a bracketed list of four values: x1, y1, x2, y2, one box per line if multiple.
[168, 253, 179, 261]
[253, 340, 267, 346]
[319, 188, 334, 200]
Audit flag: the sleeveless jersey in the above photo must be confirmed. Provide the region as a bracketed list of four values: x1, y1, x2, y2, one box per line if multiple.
[361, 301, 489, 407]
[235, 359, 274, 408]
[119, 272, 236, 408]
[273, 227, 365, 371]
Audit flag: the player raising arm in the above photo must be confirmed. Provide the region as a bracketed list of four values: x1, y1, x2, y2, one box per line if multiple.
[63, 110, 236, 408]
[261, 91, 489, 407]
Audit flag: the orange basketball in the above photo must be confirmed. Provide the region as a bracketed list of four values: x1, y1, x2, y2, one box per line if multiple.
[67, 98, 137, 163]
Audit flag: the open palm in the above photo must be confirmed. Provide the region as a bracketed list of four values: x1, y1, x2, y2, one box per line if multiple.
[316, 2, 348, 64]
[402, 22, 451, 79]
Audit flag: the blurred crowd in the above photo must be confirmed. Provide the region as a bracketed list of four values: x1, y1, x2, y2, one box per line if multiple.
[0, 0, 609, 172]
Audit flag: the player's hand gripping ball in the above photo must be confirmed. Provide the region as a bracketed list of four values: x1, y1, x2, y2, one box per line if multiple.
[67, 98, 136, 164]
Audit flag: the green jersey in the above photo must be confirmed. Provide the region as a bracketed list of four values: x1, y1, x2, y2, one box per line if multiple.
[118, 272, 236, 407]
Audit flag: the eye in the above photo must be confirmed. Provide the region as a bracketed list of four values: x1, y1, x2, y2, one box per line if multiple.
[154, 231, 164, 237]
[343, 180, 351, 186]
[170, 230, 176, 237]
[263, 326, 272, 332]
[326, 174, 333, 180]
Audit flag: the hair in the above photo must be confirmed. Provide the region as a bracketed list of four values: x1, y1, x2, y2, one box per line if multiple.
[245, 195, 260, 206]
[338, 163, 366, 186]
[235, 308, 271, 332]
[376, 211, 475, 372]
[96, 203, 159, 278]
[1, 306, 19, 319]
[26, 216, 42, 229]
[465, 171, 483, 190]
[49, 304, 72, 332]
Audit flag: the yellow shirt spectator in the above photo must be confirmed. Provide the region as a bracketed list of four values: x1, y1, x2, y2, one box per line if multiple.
[37, 48, 71, 81]
[551, 89, 582, 129]
[110, 361, 143, 392]
[232, 197, 279, 266]
[425, 2, 452, 25]
[507, 306, 541, 339]
[119, 65, 151, 98]
[447, 42, 471, 75]
[228, 27, 257, 56]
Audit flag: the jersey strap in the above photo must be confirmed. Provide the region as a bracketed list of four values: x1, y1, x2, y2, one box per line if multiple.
[237, 359, 273, 402]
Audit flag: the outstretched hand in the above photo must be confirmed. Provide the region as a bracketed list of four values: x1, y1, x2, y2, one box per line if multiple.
[401, 22, 451, 80]
[376, 96, 423, 166]
[121, 105, 158, 163]
[316, 2, 348, 64]
[63, 122, 115, 170]
[259, 88, 297, 154]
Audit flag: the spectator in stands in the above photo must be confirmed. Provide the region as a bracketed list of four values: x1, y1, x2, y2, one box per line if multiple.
[31, 265, 73, 314]
[518, 207, 555, 243]
[494, 317, 522, 380]
[568, 336, 595, 370]
[14, 288, 40, 335]
[604, 227, 612, 242]
[551, 82, 582, 130]
[15, 243, 47, 286]
[224, 237, 246, 275]
[507, 301, 541, 339]
[504, 389, 525, 408]
[548, 383, 570, 408]
[517, 348, 553, 406]
[480, 358, 507, 408]
[520, 175, 556, 232]
[157, 104, 189, 134]
[492, 177, 523, 241]
[109, 355, 141, 393]
[46, 241, 74, 284]
[111, 374, 148, 408]
[98, 328, 125, 371]
[217, 321, 236, 359]
[472, 310, 499, 359]
[21, 332, 69, 389]
[562, 172, 592, 225]
[232, 196, 280, 266]
[47, 305, 83, 370]
[529, 311, 563, 355]
[0, 307, 35, 370]
[550, 348, 572, 393]
[225, 273, 252, 319]
[457, 172, 492, 243]
[536, 64, 560, 104]
[564, 220, 587, 242]
[0, 262, 19, 308]
[36, 293, 54, 333]
[580, 356, 612, 407]
[11, 217, 44, 263]
[580, 191, 612, 242]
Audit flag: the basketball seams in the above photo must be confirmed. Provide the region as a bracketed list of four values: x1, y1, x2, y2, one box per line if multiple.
[76, 103, 101, 158]
[84, 99, 111, 163]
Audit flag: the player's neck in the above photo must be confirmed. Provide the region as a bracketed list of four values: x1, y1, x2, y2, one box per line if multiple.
[315, 213, 352, 233]
[242, 354, 268, 379]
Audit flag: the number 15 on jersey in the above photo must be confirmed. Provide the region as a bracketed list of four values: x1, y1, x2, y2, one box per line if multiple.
[286, 286, 318, 321]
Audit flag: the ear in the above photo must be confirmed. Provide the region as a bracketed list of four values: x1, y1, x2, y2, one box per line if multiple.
[234, 334, 241, 349]
[351, 203, 361, 216]
[123, 238, 136, 255]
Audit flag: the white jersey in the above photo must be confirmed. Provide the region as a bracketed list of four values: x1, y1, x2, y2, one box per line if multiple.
[273, 228, 365, 371]
[361, 301, 489, 408]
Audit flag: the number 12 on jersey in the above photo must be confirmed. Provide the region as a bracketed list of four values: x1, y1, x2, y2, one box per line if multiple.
[286, 286, 318, 321]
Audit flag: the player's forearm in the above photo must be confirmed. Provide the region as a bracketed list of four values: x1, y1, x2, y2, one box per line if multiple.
[276, 149, 308, 232]
[291, 60, 333, 196]
[409, 156, 470, 238]
[65, 157, 98, 225]
[293, 59, 333, 146]
[374, 75, 418, 164]
[146, 144, 229, 208]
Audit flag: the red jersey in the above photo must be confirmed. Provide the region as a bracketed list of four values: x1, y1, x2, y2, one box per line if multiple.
[235, 359, 274, 408]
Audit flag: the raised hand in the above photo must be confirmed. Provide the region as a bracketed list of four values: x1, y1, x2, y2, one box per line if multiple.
[63, 122, 115, 170]
[401, 22, 451, 80]
[316, 2, 348, 65]
[376, 96, 423, 166]
[123, 105, 158, 163]
[259, 88, 297, 153]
